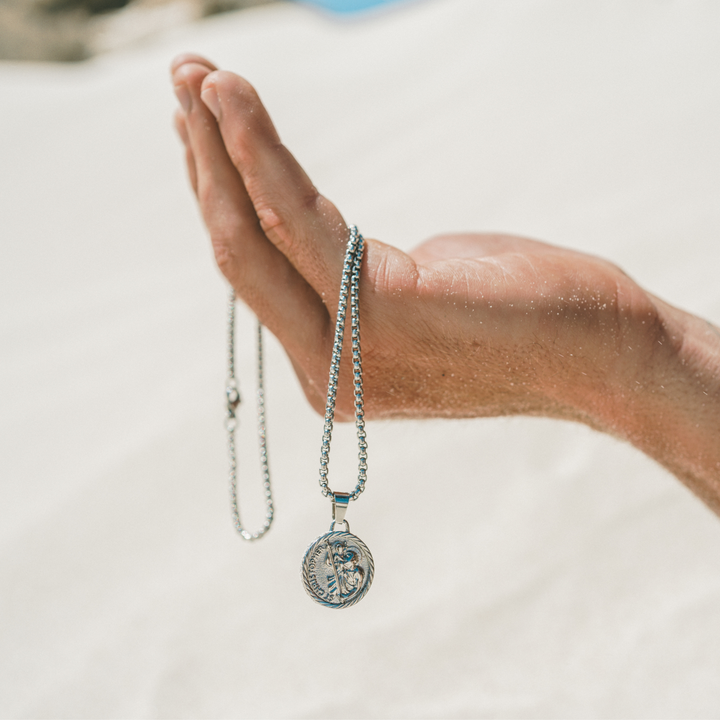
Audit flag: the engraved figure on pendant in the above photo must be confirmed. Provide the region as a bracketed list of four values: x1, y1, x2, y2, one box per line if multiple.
[325, 540, 364, 601]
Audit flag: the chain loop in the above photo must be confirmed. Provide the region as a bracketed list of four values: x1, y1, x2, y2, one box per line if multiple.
[318, 226, 368, 501]
[226, 290, 274, 541]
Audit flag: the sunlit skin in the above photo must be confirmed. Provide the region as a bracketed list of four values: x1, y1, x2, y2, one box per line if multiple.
[171, 54, 720, 515]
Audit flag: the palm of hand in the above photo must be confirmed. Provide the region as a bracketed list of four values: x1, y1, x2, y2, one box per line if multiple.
[355, 231, 658, 421]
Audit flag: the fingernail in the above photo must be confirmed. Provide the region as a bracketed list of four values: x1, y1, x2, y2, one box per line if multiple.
[174, 83, 191, 113]
[201, 86, 221, 120]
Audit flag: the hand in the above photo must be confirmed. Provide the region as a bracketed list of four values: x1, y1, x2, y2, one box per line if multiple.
[171, 54, 720, 510]
[169, 54, 658, 420]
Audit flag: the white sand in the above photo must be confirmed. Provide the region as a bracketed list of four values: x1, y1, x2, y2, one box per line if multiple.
[2, 1, 720, 716]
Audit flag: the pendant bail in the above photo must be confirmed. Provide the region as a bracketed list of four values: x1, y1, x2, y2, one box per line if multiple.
[332, 492, 351, 525]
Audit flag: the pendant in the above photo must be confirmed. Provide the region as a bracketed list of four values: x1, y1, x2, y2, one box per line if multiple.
[302, 522, 374, 608]
[301, 493, 374, 608]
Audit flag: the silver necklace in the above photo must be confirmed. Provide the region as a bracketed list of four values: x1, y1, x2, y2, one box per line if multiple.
[301, 225, 374, 608]
[226, 226, 374, 608]
[225, 293, 274, 541]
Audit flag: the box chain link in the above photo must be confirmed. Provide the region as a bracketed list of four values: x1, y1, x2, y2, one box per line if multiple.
[224, 225, 367, 541]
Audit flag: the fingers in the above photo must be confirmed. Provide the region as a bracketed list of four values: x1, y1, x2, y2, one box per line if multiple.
[171, 56, 330, 361]
[170, 53, 217, 74]
[198, 70, 349, 299]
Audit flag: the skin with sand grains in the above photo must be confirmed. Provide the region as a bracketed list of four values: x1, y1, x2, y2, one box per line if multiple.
[170, 53, 720, 516]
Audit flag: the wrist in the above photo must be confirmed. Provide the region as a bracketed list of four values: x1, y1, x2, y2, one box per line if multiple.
[585, 297, 720, 511]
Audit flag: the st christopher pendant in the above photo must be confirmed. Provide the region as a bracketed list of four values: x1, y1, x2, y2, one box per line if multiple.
[302, 492, 374, 608]
[302, 523, 374, 608]
[301, 227, 373, 608]
[224, 226, 373, 607]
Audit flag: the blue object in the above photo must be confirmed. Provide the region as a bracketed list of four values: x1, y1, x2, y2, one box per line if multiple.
[297, 0, 410, 14]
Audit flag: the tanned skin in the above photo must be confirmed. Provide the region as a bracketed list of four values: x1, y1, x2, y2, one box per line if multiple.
[171, 54, 720, 515]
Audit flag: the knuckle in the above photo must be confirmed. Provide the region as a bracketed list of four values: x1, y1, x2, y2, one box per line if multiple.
[255, 201, 286, 235]
[254, 193, 308, 256]
[211, 240, 236, 278]
[207, 221, 243, 277]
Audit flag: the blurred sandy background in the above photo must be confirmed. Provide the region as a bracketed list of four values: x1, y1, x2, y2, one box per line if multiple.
[1, 1, 720, 718]
[0, 0, 273, 61]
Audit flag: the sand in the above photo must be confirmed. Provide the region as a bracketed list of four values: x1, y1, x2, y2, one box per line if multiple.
[1, 0, 720, 716]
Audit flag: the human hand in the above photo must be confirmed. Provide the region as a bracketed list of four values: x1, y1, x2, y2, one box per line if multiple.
[171, 54, 720, 506]
[170, 54, 658, 420]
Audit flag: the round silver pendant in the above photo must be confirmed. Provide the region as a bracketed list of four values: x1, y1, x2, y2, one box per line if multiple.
[302, 524, 374, 608]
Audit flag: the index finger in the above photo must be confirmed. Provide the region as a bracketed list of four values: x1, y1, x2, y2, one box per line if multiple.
[199, 70, 349, 303]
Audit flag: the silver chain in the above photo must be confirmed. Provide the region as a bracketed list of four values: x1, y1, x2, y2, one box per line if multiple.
[318, 225, 368, 501]
[224, 226, 365, 540]
[226, 290, 274, 541]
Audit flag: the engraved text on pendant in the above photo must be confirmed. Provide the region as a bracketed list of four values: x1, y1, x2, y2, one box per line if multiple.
[301, 529, 374, 608]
